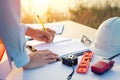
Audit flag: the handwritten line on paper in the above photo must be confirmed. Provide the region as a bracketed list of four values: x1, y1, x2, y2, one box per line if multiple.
[50, 39, 72, 44]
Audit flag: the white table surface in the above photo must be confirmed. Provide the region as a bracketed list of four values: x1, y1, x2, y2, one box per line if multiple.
[5, 54, 120, 80]
[1, 21, 120, 80]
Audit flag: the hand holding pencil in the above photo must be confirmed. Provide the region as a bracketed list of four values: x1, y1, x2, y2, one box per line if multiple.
[37, 15, 47, 32]
[26, 15, 56, 42]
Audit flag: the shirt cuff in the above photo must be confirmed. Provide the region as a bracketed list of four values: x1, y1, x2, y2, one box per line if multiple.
[20, 23, 29, 34]
[13, 52, 30, 68]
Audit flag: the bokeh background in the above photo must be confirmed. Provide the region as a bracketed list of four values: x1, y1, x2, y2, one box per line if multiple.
[21, 0, 120, 29]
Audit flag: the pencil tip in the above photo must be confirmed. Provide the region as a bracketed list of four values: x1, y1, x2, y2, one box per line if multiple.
[37, 15, 39, 18]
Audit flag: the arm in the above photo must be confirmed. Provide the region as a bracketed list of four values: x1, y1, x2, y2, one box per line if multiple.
[0, 0, 29, 68]
[0, 0, 58, 69]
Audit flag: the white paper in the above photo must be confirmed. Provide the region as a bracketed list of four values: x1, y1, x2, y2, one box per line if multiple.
[27, 36, 89, 56]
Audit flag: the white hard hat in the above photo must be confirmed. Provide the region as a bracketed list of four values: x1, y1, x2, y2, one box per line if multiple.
[90, 17, 120, 58]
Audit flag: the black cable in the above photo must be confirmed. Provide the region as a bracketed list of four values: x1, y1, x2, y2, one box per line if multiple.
[67, 66, 75, 80]
[108, 53, 120, 60]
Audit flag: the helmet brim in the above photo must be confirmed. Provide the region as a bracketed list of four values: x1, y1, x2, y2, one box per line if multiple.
[90, 42, 120, 58]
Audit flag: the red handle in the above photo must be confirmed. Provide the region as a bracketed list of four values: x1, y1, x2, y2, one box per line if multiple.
[0, 43, 5, 62]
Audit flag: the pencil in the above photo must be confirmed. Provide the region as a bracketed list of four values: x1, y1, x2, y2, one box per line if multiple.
[37, 15, 47, 32]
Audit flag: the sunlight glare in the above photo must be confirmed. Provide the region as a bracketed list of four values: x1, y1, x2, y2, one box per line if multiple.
[22, 0, 51, 15]
[21, 0, 76, 16]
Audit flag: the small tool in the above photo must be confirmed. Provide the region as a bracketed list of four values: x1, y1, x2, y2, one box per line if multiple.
[26, 45, 37, 52]
[62, 54, 78, 66]
[76, 51, 93, 73]
[91, 53, 120, 74]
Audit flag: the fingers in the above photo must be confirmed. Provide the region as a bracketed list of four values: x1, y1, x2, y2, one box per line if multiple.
[36, 30, 54, 43]
[37, 49, 58, 57]
[36, 49, 59, 63]
[46, 28, 56, 42]
[46, 28, 56, 35]
[25, 49, 59, 69]
[30, 28, 55, 43]
[46, 59, 57, 64]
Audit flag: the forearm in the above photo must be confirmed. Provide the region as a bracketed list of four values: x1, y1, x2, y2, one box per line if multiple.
[0, 0, 30, 68]
[25, 27, 36, 37]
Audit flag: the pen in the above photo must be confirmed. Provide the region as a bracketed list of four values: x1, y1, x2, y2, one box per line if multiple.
[37, 15, 47, 32]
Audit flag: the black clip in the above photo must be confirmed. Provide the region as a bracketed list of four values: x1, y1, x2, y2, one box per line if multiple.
[26, 45, 37, 52]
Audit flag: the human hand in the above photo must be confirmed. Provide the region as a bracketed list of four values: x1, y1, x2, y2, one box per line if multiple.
[26, 27, 56, 43]
[23, 49, 59, 70]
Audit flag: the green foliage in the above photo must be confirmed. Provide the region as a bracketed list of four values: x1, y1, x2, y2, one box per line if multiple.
[69, 4, 120, 29]
[21, 8, 36, 23]
[21, 2, 120, 29]
[44, 6, 69, 23]
[43, 3, 120, 29]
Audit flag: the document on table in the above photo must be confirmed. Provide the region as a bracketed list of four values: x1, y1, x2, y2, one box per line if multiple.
[26, 36, 89, 56]
[26, 23, 64, 35]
